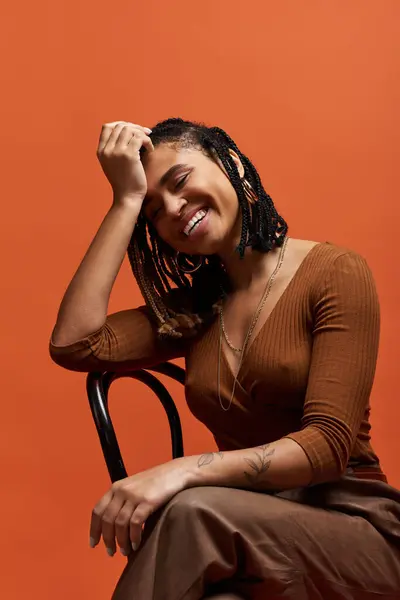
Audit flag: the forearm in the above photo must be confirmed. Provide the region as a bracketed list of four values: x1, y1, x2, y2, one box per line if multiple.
[184, 438, 313, 492]
[52, 198, 142, 346]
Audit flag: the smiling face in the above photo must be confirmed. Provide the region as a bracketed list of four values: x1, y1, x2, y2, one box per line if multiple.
[142, 143, 244, 256]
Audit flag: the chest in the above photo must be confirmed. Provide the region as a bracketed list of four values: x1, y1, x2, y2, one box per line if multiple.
[185, 290, 314, 421]
[219, 268, 297, 376]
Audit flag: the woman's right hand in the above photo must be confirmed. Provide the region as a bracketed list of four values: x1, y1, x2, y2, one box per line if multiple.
[97, 121, 154, 205]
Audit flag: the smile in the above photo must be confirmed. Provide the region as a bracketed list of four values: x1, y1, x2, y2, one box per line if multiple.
[183, 209, 208, 236]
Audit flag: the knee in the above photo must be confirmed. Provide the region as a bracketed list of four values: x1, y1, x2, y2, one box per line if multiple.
[166, 486, 220, 519]
[160, 486, 232, 532]
[164, 486, 289, 527]
[149, 487, 228, 556]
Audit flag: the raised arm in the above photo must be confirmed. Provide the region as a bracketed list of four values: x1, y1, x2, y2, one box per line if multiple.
[51, 121, 152, 348]
[50, 122, 186, 371]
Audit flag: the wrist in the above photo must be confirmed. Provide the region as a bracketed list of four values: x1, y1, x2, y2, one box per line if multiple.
[175, 456, 203, 489]
[112, 192, 144, 212]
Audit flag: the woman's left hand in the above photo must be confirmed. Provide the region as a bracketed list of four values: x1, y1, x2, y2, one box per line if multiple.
[89, 458, 191, 556]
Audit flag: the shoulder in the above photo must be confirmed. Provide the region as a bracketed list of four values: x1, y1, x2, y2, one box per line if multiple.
[300, 241, 375, 281]
[303, 240, 367, 264]
[304, 242, 379, 310]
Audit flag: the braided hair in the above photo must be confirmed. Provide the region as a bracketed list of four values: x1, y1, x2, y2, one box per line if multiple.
[128, 118, 288, 339]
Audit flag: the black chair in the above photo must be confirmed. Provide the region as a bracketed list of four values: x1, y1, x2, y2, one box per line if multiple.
[86, 363, 185, 483]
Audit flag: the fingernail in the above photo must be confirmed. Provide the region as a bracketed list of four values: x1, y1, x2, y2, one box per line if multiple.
[120, 548, 129, 556]
[131, 542, 138, 551]
[106, 548, 115, 557]
[89, 537, 96, 548]
[144, 127, 152, 134]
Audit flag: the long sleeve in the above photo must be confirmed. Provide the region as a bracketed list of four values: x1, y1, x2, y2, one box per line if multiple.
[49, 305, 186, 373]
[284, 251, 380, 484]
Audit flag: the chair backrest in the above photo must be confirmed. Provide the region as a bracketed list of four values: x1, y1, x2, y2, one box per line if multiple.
[86, 362, 185, 483]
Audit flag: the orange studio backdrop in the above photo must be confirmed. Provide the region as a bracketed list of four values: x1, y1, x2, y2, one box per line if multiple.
[0, 1, 398, 599]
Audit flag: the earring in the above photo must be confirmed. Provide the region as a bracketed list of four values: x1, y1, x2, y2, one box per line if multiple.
[174, 252, 204, 274]
[241, 177, 258, 204]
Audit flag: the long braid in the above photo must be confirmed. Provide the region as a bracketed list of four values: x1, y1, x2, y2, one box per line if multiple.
[128, 117, 288, 338]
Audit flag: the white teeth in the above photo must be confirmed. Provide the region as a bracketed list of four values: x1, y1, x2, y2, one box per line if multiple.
[183, 209, 207, 236]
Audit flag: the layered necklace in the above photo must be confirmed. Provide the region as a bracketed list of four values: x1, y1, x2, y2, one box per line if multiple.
[217, 236, 289, 411]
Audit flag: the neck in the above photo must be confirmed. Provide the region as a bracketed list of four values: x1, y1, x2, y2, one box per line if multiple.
[218, 238, 283, 292]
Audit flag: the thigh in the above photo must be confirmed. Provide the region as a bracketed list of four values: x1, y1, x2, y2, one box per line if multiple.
[175, 486, 400, 599]
[113, 486, 400, 600]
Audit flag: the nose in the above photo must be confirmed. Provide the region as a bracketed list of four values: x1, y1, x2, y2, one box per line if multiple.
[163, 194, 187, 219]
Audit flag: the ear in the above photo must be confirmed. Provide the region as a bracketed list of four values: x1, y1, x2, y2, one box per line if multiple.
[228, 149, 245, 178]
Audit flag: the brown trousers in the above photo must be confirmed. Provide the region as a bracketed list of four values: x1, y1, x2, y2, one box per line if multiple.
[112, 476, 400, 600]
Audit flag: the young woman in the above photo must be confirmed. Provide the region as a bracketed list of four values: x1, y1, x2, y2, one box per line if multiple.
[50, 119, 400, 600]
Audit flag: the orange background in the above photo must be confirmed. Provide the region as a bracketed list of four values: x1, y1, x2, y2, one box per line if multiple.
[1, 1, 399, 598]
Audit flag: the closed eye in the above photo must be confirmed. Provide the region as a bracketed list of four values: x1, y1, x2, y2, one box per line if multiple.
[175, 173, 189, 190]
[147, 172, 190, 221]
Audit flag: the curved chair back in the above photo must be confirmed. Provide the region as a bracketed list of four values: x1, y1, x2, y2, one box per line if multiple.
[86, 362, 185, 483]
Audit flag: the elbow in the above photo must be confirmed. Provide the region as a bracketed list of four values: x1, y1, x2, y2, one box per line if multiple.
[313, 426, 351, 483]
[50, 327, 76, 348]
[48, 325, 106, 373]
[318, 421, 352, 478]
[328, 448, 351, 482]
[287, 422, 352, 485]
[319, 449, 349, 483]
[49, 341, 90, 372]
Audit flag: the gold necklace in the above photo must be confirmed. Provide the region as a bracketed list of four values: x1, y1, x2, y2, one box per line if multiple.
[217, 236, 289, 411]
[220, 312, 242, 353]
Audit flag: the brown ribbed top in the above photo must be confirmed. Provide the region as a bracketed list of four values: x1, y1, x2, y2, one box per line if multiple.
[50, 243, 385, 484]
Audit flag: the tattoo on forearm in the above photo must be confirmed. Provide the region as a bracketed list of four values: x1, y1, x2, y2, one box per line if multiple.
[243, 444, 275, 485]
[197, 451, 224, 468]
